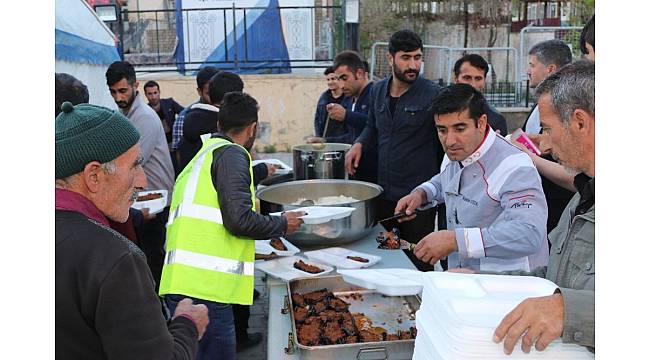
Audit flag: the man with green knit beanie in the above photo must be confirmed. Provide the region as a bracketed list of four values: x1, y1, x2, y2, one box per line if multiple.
[55, 101, 209, 359]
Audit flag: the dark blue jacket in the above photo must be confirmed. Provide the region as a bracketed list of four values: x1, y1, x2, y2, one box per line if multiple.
[487, 104, 508, 135]
[314, 90, 348, 141]
[357, 75, 444, 201]
[152, 98, 184, 144]
[345, 82, 377, 183]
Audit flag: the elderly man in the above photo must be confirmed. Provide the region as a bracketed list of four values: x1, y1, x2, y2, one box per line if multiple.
[55, 102, 209, 359]
[395, 84, 548, 272]
[489, 60, 595, 354]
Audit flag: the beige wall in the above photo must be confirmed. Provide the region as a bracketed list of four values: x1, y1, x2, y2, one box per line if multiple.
[145, 74, 326, 153]
[143, 73, 532, 153]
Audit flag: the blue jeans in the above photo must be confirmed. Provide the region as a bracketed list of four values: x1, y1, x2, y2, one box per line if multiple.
[166, 295, 236, 360]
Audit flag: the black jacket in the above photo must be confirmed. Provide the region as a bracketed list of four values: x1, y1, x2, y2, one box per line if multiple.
[357, 75, 445, 201]
[56, 210, 198, 360]
[178, 104, 268, 183]
[210, 134, 287, 238]
[486, 104, 508, 135]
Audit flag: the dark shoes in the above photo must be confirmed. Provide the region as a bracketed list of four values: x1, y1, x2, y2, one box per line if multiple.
[236, 332, 263, 352]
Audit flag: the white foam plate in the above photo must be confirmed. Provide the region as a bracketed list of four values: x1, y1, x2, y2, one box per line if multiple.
[270, 206, 355, 224]
[255, 237, 300, 256]
[304, 247, 381, 269]
[252, 159, 293, 175]
[338, 268, 423, 296]
[255, 255, 334, 282]
[131, 189, 168, 215]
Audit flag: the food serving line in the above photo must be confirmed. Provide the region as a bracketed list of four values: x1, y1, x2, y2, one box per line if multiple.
[263, 225, 419, 360]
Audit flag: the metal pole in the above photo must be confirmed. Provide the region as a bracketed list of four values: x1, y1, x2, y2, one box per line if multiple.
[232, 3, 238, 70]
[155, 11, 160, 64]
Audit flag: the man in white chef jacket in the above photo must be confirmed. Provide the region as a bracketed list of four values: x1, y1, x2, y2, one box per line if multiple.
[395, 84, 548, 272]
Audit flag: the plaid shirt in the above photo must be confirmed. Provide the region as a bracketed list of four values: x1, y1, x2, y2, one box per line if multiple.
[171, 100, 198, 150]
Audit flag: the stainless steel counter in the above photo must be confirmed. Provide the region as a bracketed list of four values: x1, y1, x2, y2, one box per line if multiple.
[265, 225, 418, 360]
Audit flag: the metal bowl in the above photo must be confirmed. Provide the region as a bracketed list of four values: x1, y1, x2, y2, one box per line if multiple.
[257, 179, 383, 246]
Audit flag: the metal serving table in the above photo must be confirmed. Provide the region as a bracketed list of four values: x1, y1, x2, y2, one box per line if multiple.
[265, 225, 418, 360]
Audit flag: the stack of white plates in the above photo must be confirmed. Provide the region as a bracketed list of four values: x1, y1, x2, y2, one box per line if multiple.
[412, 272, 594, 360]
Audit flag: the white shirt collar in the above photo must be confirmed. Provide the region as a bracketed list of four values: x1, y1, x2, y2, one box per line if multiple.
[191, 103, 219, 112]
[460, 126, 496, 167]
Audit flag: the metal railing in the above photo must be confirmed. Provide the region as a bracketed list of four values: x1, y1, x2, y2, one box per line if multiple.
[118, 5, 344, 73]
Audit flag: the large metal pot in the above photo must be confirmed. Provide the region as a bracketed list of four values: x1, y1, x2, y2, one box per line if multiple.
[256, 179, 383, 246]
[292, 143, 351, 180]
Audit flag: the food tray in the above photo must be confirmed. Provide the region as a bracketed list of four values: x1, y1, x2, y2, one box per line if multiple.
[270, 206, 355, 225]
[131, 189, 168, 215]
[304, 247, 381, 269]
[252, 159, 293, 175]
[338, 268, 423, 296]
[284, 275, 420, 360]
[256, 256, 333, 282]
[255, 237, 300, 256]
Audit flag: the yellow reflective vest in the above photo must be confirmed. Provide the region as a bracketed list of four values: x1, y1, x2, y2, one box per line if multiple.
[159, 136, 255, 305]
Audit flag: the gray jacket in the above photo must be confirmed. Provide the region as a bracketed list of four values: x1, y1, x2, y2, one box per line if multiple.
[495, 177, 594, 350]
[416, 128, 549, 271]
[125, 94, 175, 205]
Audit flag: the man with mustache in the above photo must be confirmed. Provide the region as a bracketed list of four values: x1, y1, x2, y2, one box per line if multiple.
[55, 102, 209, 359]
[395, 84, 549, 273]
[106, 61, 175, 291]
[345, 29, 444, 271]
[159, 92, 304, 360]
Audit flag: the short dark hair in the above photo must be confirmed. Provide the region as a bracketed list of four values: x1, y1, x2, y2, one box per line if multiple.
[453, 54, 489, 77]
[218, 92, 259, 134]
[333, 51, 366, 74]
[528, 39, 572, 68]
[208, 71, 244, 105]
[55, 73, 89, 117]
[106, 61, 136, 86]
[536, 59, 595, 124]
[196, 66, 220, 89]
[432, 83, 488, 126]
[324, 66, 335, 76]
[143, 80, 159, 91]
[388, 29, 423, 55]
[363, 60, 370, 74]
[580, 15, 595, 54]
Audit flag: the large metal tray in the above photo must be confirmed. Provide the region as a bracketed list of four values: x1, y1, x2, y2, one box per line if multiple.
[283, 275, 420, 360]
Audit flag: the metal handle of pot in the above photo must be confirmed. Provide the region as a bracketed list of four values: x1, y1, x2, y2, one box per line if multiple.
[284, 331, 295, 355]
[319, 151, 343, 161]
[300, 153, 315, 179]
[281, 295, 290, 314]
[356, 347, 388, 360]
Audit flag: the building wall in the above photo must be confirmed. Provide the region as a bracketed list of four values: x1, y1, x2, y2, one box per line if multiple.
[147, 74, 326, 152]
[145, 73, 530, 152]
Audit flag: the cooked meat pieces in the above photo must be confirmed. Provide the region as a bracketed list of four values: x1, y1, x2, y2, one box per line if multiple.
[297, 322, 321, 346]
[323, 321, 346, 344]
[136, 192, 163, 202]
[328, 297, 349, 312]
[377, 229, 401, 249]
[312, 300, 327, 313]
[293, 260, 324, 274]
[346, 255, 369, 263]
[344, 335, 358, 344]
[353, 313, 372, 331]
[318, 309, 339, 322]
[359, 330, 383, 343]
[269, 237, 287, 251]
[386, 333, 400, 341]
[302, 289, 330, 305]
[291, 293, 305, 307]
[294, 306, 309, 323]
[399, 327, 416, 340]
[303, 315, 322, 326]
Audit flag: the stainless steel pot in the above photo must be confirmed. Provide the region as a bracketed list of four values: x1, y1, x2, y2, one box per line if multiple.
[256, 179, 383, 246]
[292, 143, 351, 180]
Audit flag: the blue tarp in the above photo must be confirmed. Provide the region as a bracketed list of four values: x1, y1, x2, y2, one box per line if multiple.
[55, 29, 120, 66]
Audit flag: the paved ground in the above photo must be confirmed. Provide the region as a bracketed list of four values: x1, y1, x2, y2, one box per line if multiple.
[237, 271, 269, 360]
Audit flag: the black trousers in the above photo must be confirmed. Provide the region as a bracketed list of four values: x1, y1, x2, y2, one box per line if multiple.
[233, 304, 250, 340]
[376, 198, 436, 271]
[138, 207, 169, 292]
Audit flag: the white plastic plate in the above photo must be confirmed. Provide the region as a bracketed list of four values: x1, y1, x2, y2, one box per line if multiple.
[338, 268, 423, 296]
[131, 189, 168, 215]
[270, 206, 355, 225]
[255, 255, 334, 282]
[251, 159, 293, 175]
[255, 237, 300, 256]
[304, 247, 381, 269]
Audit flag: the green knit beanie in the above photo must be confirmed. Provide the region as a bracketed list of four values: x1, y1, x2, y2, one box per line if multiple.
[55, 102, 141, 179]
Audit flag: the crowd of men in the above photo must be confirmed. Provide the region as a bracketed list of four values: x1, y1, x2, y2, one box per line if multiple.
[55, 13, 595, 360]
